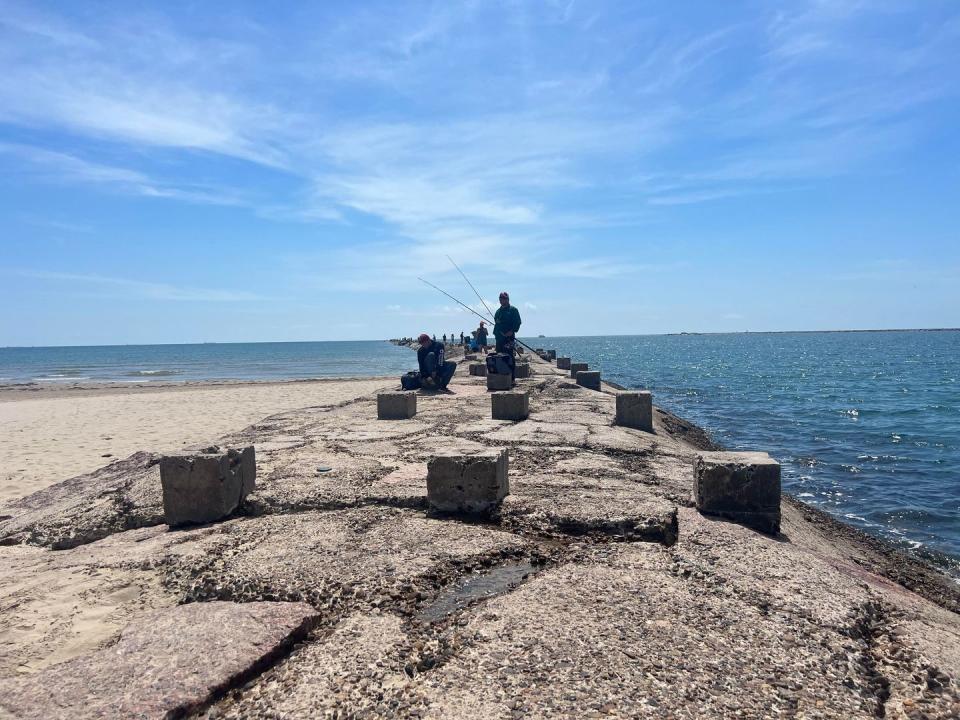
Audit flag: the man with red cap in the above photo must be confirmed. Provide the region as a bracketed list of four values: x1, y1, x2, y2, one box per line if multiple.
[417, 333, 456, 390]
[493, 291, 522, 382]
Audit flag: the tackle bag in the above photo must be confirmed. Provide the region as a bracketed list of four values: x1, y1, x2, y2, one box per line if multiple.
[486, 352, 514, 376]
[401, 371, 422, 390]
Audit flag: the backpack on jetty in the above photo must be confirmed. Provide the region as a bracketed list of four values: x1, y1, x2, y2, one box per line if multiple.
[401, 371, 422, 390]
[486, 352, 514, 376]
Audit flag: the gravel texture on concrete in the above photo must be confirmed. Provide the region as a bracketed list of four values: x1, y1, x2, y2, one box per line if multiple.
[0, 352, 957, 719]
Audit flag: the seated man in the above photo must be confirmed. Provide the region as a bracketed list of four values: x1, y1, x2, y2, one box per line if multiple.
[417, 333, 456, 390]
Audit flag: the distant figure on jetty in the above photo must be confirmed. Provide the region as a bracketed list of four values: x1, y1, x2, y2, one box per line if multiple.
[460, 331, 465, 345]
[442, 334, 447, 344]
[417, 333, 456, 391]
[476, 321, 489, 352]
[494, 292, 522, 382]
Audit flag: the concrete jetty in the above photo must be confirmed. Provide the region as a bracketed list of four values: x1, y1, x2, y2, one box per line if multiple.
[426, 449, 509, 514]
[693, 451, 781, 534]
[491, 390, 529, 421]
[575, 369, 601, 390]
[377, 391, 417, 420]
[0, 350, 957, 719]
[159, 446, 255, 527]
[486, 372, 512, 391]
[616, 390, 653, 432]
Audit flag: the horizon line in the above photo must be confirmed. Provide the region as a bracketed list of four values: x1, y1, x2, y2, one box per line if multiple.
[3, 327, 959, 350]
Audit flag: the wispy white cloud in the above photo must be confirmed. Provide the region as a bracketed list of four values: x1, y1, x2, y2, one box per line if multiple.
[0, 142, 244, 205]
[18, 270, 267, 302]
[1, 0, 957, 263]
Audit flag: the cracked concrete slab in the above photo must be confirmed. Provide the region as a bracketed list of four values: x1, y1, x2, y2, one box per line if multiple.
[0, 601, 318, 720]
[498, 472, 678, 543]
[162, 508, 537, 617]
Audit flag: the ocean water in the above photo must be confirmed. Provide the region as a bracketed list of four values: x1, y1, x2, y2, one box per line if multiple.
[2, 332, 957, 576]
[0, 341, 415, 385]
[528, 331, 959, 576]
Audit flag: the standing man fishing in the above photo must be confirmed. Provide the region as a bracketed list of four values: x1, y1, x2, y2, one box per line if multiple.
[476, 321, 489, 352]
[494, 292, 522, 382]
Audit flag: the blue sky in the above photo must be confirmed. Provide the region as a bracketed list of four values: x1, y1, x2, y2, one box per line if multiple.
[1, 0, 958, 345]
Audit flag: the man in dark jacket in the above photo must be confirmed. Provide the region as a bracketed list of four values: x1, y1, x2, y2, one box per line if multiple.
[493, 291, 522, 381]
[476, 321, 489, 351]
[417, 333, 456, 390]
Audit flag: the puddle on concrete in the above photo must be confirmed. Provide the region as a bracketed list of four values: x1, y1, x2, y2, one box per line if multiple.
[418, 559, 537, 623]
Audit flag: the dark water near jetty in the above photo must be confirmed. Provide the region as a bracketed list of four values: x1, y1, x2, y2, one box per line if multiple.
[2, 332, 957, 576]
[530, 331, 959, 576]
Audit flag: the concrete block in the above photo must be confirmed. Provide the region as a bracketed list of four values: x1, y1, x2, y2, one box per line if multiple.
[569, 362, 589, 378]
[576, 370, 601, 390]
[557, 357, 571, 370]
[427, 449, 509, 514]
[515, 363, 531, 378]
[492, 390, 529, 421]
[377, 391, 417, 419]
[615, 391, 653, 432]
[469, 362, 488, 377]
[464, 353, 478, 361]
[693, 451, 781, 534]
[547, 350, 557, 360]
[487, 372, 512, 391]
[160, 446, 256, 527]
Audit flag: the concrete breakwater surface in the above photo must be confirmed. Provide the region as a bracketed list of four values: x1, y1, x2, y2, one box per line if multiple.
[0, 352, 958, 718]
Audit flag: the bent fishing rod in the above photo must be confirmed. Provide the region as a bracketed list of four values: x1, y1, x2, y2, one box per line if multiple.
[446, 255, 496, 320]
[417, 277, 540, 356]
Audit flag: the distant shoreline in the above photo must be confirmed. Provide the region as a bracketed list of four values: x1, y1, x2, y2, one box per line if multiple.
[3, 327, 959, 349]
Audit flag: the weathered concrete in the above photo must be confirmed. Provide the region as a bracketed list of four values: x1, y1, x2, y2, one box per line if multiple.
[557, 357, 571, 370]
[693, 451, 782, 534]
[0, 601, 318, 720]
[569, 362, 588, 378]
[2, 353, 958, 720]
[464, 354, 478, 361]
[547, 350, 557, 360]
[159, 445, 255, 527]
[515, 363, 530, 379]
[377, 390, 417, 420]
[616, 390, 653, 431]
[491, 391, 529, 421]
[427, 449, 509, 514]
[0, 451, 165, 549]
[575, 369, 601, 390]
[486, 372, 512, 391]
[468, 362, 487, 377]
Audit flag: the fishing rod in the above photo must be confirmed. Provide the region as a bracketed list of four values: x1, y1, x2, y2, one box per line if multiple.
[418, 277, 493, 324]
[447, 255, 496, 320]
[417, 276, 541, 356]
[443, 258, 542, 356]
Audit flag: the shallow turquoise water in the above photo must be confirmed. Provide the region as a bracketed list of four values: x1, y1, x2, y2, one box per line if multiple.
[528, 331, 959, 574]
[0, 340, 414, 384]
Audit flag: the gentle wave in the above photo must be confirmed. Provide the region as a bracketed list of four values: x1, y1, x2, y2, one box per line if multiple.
[124, 369, 181, 377]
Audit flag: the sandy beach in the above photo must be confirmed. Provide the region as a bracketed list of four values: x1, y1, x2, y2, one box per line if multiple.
[0, 378, 393, 504]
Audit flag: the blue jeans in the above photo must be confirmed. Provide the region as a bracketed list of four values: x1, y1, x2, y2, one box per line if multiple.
[425, 353, 457, 389]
